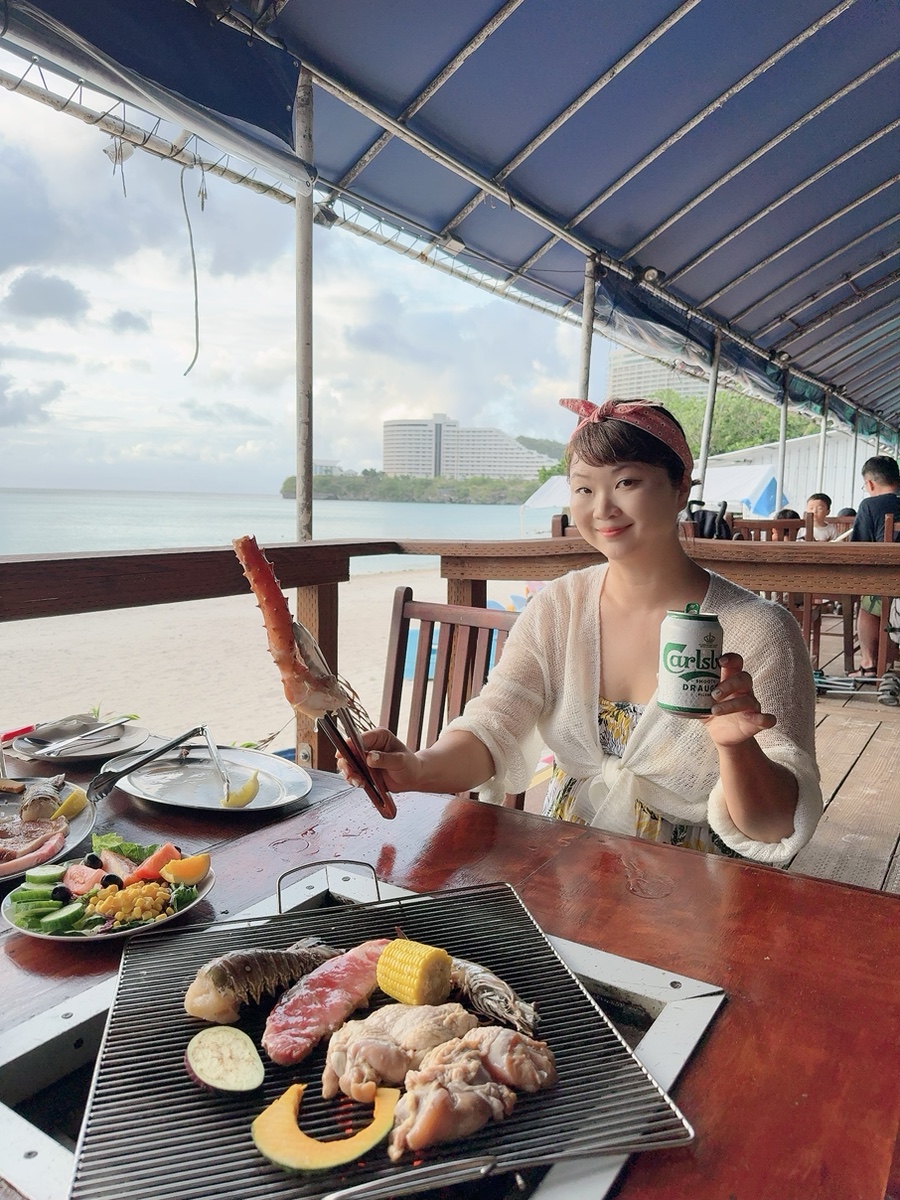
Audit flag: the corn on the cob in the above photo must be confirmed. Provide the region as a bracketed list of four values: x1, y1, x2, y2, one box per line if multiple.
[376, 938, 452, 1006]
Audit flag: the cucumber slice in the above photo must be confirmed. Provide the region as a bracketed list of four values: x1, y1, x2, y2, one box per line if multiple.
[13, 900, 64, 915]
[8, 883, 57, 903]
[40, 902, 87, 934]
[25, 864, 68, 885]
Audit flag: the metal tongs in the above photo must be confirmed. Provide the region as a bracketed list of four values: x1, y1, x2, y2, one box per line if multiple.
[87, 725, 208, 803]
[292, 621, 397, 820]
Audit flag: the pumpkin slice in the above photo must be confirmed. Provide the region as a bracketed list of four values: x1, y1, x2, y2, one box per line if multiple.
[251, 1083, 399, 1172]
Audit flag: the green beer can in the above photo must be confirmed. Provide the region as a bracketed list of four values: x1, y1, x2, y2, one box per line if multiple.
[657, 603, 723, 717]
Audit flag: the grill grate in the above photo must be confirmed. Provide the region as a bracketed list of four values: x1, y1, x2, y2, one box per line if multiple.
[70, 883, 692, 1200]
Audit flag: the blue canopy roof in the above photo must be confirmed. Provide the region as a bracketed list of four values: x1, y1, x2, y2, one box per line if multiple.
[4, 0, 899, 428]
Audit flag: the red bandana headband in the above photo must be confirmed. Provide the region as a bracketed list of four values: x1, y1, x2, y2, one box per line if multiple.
[560, 397, 693, 479]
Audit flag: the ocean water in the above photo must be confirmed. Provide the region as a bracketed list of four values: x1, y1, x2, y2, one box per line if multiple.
[0, 489, 556, 574]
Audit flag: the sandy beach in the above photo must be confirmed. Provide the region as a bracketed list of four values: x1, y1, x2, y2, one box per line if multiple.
[2, 569, 524, 755]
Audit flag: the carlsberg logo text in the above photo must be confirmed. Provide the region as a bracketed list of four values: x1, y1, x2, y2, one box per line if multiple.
[662, 641, 719, 677]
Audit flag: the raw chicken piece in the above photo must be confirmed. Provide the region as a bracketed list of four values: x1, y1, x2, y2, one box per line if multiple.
[322, 1002, 478, 1103]
[262, 938, 388, 1066]
[388, 1051, 516, 1161]
[417, 1025, 557, 1092]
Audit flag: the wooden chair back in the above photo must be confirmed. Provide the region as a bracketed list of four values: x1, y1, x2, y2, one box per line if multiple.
[379, 587, 523, 806]
[731, 516, 811, 542]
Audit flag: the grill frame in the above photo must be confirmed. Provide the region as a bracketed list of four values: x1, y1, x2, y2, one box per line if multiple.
[69, 881, 694, 1200]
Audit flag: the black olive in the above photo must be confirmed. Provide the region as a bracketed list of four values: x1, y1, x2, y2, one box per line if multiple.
[100, 873, 123, 888]
[84, 853, 103, 869]
[51, 885, 72, 903]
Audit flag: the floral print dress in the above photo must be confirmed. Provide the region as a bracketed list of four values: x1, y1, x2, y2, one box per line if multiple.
[542, 698, 742, 857]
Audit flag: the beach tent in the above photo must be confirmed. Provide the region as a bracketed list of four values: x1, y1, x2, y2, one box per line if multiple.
[2, 1, 899, 524]
[522, 476, 570, 510]
[697, 464, 785, 516]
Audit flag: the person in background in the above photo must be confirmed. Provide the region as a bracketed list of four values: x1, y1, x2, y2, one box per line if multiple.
[339, 398, 822, 866]
[803, 493, 839, 541]
[772, 507, 800, 540]
[836, 506, 856, 518]
[848, 456, 900, 676]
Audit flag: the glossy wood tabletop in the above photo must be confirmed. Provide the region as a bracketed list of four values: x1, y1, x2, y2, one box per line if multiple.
[2, 764, 899, 1200]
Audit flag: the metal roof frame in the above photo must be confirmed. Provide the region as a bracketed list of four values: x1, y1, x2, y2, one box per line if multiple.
[2, 0, 899, 430]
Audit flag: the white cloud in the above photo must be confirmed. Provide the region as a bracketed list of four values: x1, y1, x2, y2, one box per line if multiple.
[0, 58, 610, 492]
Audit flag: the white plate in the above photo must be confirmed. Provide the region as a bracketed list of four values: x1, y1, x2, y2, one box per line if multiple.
[0, 783, 97, 884]
[102, 746, 313, 812]
[13, 718, 150, 762]
[1, 868, 215, 941]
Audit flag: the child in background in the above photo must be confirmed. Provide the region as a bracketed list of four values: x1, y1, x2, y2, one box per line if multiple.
[804, 493, 839, 541]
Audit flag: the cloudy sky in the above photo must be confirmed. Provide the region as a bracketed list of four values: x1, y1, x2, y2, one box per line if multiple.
[0, 51, 609, 495]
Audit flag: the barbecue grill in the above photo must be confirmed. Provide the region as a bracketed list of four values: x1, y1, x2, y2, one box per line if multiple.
[67, 874, 701, 1200]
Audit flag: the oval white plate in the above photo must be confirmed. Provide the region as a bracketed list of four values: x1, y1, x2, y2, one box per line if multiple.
[0, 785, 97, 884]
[1, 868, 215, 941]
[13, 722, 150, 763]
[102, 746, 312, 812]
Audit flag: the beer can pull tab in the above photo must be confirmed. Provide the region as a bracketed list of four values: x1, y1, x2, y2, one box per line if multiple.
[684, 603, 701, 614]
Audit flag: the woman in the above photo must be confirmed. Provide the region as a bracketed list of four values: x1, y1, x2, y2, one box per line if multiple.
[342, 398, 821, 866]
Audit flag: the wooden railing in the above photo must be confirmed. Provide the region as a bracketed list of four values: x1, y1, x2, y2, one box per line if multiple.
[6, 534, 900, 760]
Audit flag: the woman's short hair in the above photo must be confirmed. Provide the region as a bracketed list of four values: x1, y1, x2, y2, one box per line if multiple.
[836, 506, 856, 517]
[807, 492, 832, 510]
[566, 399, 688, 487]
[774, 507, 800, 520]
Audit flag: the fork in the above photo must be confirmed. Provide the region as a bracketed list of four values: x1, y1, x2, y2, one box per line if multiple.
[86, 725, 206, 803]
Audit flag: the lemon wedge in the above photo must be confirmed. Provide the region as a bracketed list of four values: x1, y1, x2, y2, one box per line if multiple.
[51, 787, 88, 820]
[222, 770, 259, 808]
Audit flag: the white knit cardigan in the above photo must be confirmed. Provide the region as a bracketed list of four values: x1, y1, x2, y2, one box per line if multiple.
[447, 565, 822, 865]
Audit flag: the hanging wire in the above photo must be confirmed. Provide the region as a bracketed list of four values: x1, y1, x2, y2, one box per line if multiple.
[179, 165, 201, 376]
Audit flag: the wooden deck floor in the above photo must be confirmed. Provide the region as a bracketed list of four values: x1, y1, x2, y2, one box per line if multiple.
[790, 611, 900, 895]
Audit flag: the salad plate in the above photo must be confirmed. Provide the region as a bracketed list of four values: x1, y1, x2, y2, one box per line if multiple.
[13, 717, 150, 762]
[1, 868, 215, 942]
[0, 784, 97, 884]
[101, 745, 312, 812]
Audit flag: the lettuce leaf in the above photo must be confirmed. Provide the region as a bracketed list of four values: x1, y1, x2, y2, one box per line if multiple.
[91, 832, 159, 864]
[169, 884, 198, 912]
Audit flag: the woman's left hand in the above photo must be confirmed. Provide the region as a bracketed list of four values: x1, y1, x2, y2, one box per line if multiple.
[703, 652, 776, 746]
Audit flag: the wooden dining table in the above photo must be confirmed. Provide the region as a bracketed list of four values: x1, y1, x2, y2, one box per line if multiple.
[1, 758, 899, 1200]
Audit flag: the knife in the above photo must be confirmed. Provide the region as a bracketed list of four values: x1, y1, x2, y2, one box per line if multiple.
[40, 716, 136, 757]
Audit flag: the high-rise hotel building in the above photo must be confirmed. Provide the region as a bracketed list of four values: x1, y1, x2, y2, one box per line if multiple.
[606, 348, 710, 401]
[383, 413, 556, 480]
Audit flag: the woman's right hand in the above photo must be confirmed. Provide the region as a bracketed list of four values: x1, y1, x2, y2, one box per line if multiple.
[335, 726, 423, 794]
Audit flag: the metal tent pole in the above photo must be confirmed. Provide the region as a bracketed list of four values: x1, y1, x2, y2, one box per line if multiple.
[851, 412, 860, 499]
[775, 378, 789, 513]
[294, 69, 314, 540]
[692, 330, 720, 500]
[577, 256, 597, 398]
[875, 421, 882, 457]
[816, 394, 828, 491]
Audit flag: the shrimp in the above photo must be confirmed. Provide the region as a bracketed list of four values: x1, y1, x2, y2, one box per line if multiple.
[233, 534, 359, 720]
[451, 957, 538, 1035]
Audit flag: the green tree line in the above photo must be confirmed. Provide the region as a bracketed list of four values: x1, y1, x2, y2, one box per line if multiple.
[282, 470, 538, 504]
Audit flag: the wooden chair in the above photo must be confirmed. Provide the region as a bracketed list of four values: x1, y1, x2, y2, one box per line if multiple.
[379, 586, 524, 808]
[731, 516, 810, 542]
